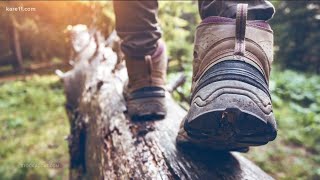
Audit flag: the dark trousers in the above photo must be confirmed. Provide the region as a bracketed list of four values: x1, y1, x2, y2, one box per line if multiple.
[113, 0, 275, 58]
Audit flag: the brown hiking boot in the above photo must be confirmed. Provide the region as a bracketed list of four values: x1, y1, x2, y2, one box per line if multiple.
[177, 4, 277, 151]
[124, 40, 167, 120]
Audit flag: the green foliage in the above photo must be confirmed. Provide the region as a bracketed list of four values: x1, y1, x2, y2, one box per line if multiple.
[244, 69, 320, 179]
[0, 75, 69, 180]
[159, 1, 200, 106]
[270, 1, 320, 72]
[270, 70, 320, 152]
[159, 1, 200, 73]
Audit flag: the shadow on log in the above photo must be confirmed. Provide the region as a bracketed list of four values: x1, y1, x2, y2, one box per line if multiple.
[59, 25, 273, 180]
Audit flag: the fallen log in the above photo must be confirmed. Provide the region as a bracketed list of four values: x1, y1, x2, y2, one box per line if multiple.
[60, 26, 274, 180]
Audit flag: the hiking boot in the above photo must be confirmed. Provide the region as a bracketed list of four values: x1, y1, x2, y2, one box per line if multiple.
[124, 40, 167, 120]
[177, 4, 277, 151]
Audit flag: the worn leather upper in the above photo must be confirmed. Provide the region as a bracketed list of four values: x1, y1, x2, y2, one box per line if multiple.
[192, 4, 274, 92]
[125, 40, 167, 92]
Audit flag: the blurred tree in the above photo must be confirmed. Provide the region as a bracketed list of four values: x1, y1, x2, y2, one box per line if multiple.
[0, 2, 24, 71]
[271, 1, 320, 73]
[8, 14, 24, 72]
[0, 1, 114, 66]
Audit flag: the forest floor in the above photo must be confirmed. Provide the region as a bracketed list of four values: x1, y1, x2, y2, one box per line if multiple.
[0, 70, 319, 180]
[0, 61, 71, 82]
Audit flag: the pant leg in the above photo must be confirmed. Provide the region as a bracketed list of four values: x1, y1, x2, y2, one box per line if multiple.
[113, 0, 161, 58]
[198, 0, 275, 20]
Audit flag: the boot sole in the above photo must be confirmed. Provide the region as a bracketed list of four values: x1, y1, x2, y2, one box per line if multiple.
[179, 80, 277, 151]
[127, 97, 167, 120]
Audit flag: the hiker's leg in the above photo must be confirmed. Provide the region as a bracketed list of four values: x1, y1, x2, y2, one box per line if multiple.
[198, 0, 275, 20]
[113, 1, 167, 119]
[177, 2, 277, 151]
[113, 0, 161, 58]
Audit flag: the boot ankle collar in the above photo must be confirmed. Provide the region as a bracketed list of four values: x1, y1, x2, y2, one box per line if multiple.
[200, 17, 271, 31]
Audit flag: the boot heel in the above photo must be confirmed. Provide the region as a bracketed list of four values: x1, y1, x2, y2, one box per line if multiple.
[183, 79, 277, 150]
[127, 96, 167, 120]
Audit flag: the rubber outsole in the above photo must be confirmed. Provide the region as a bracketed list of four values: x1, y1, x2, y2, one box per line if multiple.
[126, 97, 167, 121]
[184, 108, 276, 149]
[177, 80, 277, 152]
[177, 110, 276, 151]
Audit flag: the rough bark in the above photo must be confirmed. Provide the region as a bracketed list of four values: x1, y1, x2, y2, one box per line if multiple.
[61, 27, 274, 180]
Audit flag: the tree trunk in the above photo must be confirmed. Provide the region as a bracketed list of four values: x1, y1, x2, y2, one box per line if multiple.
[9, 15, 24, 72]
[61, 27, 274, 180]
